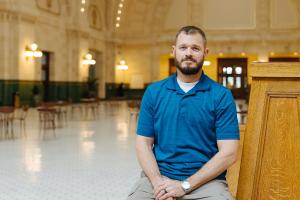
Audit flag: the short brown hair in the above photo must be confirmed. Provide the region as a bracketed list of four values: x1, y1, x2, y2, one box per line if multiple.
[175, 26, 207, 46]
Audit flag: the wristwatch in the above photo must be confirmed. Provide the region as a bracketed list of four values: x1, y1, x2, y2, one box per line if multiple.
[181, 180, 191, 193]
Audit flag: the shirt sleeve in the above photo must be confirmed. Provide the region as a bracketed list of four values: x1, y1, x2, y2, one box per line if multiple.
[215, 89, 240, 140]
[136, 87, 155, 137]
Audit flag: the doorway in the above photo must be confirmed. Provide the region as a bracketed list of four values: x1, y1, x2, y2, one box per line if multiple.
[41, 51, 51, 101]
[217, 58, 248, 100]
[88, 50, 103, 98]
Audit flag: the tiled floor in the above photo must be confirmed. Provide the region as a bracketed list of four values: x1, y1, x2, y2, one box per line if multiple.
[0, 102, 140, 200]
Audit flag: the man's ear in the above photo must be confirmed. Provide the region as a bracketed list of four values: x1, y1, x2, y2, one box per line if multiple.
[204, 47, 209, 56]
[172, 45, 175, 57]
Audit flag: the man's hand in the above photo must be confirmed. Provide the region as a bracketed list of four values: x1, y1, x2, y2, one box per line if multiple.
[152, 178, 167, 200]
[153, 177, 185, 200]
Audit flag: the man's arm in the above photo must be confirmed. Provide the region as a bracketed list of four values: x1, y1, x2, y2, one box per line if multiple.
[136, 135, 174, 200]
[157, 139, 239, 200]
[187, 139, 239, 190]
[136, 135, 162, 185]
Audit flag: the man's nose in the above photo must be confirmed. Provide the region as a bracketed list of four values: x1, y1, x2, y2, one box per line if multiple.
[185, 47, 192, 56]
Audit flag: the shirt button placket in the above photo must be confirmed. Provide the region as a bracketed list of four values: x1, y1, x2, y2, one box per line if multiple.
[179, 96, 187, 119]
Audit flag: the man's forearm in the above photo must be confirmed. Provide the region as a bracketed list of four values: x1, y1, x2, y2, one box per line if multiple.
[136, 142, 162, 185]
[188, 149, 237, 191]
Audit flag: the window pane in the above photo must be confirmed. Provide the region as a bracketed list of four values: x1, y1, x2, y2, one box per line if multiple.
[236, 77, 241, 88]
[223, 77, 226, 87]
[227, 77, 234, 88]
[223, 67, 227, 74]
[235, 66, 242, 74]
[227, 67, 233, 74]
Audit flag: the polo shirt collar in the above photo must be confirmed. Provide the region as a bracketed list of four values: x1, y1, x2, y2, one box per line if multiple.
[166, 72, 211, 94]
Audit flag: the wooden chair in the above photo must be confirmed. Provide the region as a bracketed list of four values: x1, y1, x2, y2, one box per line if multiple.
[37, 107, 56, 138]
[15, 105, 29, 137]
[0, 107, 15, 139]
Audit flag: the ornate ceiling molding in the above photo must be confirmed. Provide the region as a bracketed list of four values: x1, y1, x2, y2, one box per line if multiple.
[36, 0, 61, 15]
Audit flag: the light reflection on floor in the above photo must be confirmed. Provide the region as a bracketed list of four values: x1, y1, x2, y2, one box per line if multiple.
[0, 101, 140, 200]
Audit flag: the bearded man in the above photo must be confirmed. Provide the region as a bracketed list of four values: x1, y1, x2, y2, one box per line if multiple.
[127, 26, 240, 200]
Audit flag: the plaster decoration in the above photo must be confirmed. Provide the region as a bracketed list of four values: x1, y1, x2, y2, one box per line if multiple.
[88, 5, 102, 31]
[189, 0, 204, 27]
[62, 0, 71, 16]
[118, 0, 172, 41]
[202, 0, 256, 30]
[36, 0, 61, 15]
[20, 12, 37, 24]
[291, 0, 300, 26]
[149, 0, 172, 32]
[104, 0, 119, 31]
[270, 0, 299, 29]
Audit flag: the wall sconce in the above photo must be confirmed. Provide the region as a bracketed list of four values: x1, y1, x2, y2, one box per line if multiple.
[203, 60, 211, 66]
[82, 53, 96, 65]
[116, 59, 128, 70]
[24, 43, 43, 60]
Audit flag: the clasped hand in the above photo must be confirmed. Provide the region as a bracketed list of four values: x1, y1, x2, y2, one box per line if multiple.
[153, 177, 186, 200]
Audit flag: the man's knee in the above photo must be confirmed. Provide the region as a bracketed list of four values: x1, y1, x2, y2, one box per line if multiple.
[127, 176, 154, 200]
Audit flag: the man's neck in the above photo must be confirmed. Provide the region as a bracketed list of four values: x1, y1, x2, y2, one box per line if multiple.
[176, 70, 202, 83]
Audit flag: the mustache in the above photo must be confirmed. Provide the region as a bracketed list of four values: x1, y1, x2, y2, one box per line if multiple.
[181, 57, 197, 63]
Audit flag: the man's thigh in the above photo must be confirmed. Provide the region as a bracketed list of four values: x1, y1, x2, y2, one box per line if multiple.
[127, 175, 233, 200]
[126, 176, 154, 200]
[179, 179, 233, 200]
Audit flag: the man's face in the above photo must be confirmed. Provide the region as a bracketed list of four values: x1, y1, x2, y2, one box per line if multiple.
[173, 33, 208, 75]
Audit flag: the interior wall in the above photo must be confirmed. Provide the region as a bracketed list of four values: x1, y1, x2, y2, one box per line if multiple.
[1, 0, 300, 96]
[0, 0, 110, 83]
[271, 0, 299, 29]
[203, 0, 256, 30]
[115, 44, 152, 85]
[118, 0, 300, 85]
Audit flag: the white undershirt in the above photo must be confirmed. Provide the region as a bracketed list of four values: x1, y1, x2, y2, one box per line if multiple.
[177, 78, 199, 93]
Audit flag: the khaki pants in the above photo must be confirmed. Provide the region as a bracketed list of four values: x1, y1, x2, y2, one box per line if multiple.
[127, 173, 233, 200]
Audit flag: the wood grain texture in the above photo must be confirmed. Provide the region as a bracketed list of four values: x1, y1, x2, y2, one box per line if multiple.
[237, 63, 300, 200]
[251, 62, 300, 77]
[227, 125, 245, 197]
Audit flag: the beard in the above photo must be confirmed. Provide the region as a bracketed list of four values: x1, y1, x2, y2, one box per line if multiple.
[174, 55, 204, 75]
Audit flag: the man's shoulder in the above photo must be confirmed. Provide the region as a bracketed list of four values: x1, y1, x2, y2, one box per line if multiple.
[146, 76, 172, 92]
[203, 74, 233, 102]
[204, 74, 229, 93]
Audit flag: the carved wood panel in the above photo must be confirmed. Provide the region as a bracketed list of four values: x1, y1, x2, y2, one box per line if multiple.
[237, 63, 300, 200]
[254, 94, 300, 199]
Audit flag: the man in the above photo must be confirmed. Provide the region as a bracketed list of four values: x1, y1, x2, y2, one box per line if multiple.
[127, 26, 239, 200]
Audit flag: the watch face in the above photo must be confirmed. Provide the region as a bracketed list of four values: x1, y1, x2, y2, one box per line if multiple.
[182, 181, 191, 190]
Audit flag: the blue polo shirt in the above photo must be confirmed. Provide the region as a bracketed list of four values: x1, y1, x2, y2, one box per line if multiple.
[137, 73, 240, 181]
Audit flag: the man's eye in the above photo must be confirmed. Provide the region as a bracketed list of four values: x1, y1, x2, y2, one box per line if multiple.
[179, 46, 186, 50]
[192, 47, 200, 51]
